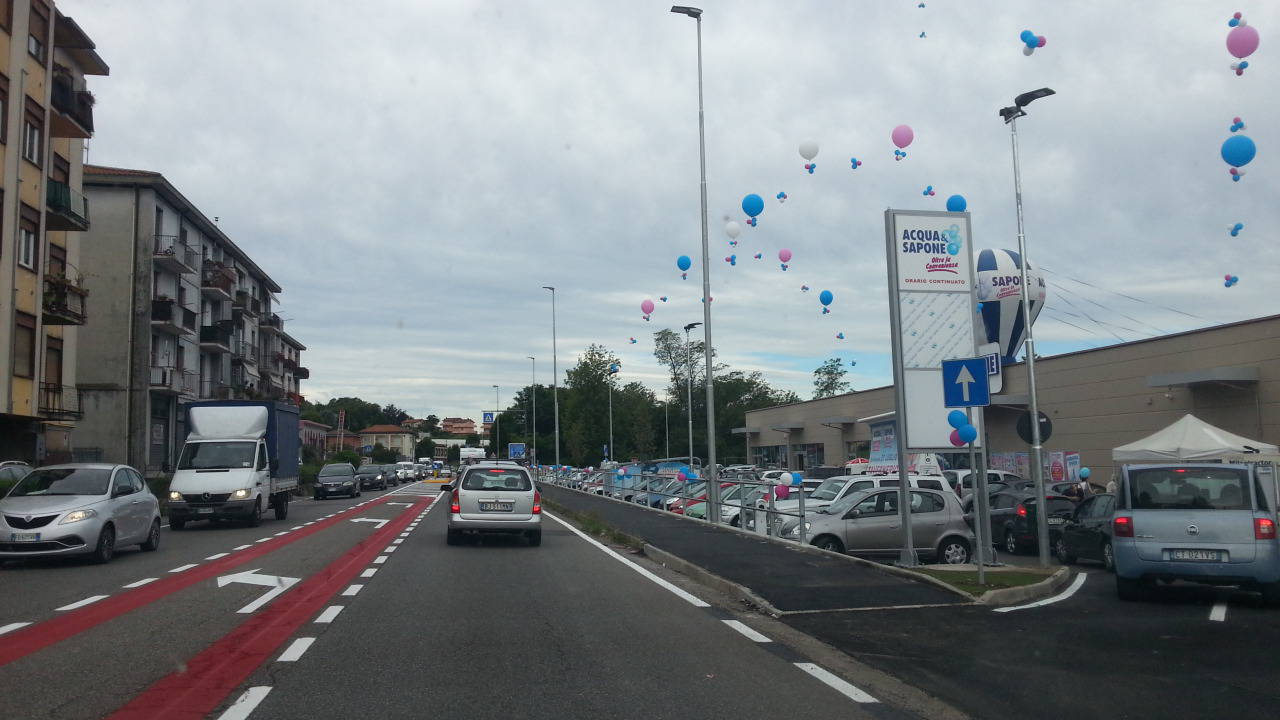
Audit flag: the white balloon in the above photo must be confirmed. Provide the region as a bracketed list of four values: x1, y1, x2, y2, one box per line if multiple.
[1239, 18, 1248, 26]
[1022, 45, 1034, 56]
[724, 221, 742, 239]
[798, 140, 819, 161]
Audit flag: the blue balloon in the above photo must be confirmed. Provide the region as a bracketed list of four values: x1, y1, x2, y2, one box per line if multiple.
[1080, 467, 1092, 480]
[819, 290, 834, 306]
[947, 410, 968, 429]
[958, 424, 978, 444]
[1020, 30, 1036, 44]
[742, 193, 765, 217]
[1221, 135, 1256, 167]
[677, 255, 692, 272]
[946, 194, 967, 212]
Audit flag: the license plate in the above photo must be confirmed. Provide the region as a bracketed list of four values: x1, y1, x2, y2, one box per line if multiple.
[479, 502, 513, 512]
[9, 532, 40, 542]
[1172, 549, 1220, 562]
[1048, 517, 1065, 525]
[197, 508, 214, 514]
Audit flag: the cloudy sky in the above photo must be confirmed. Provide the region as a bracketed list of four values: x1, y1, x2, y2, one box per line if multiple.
[70, 0, 1276, 421]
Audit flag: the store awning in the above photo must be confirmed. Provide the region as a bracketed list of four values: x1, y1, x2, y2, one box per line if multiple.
[1146, 366, 1259, 389]
[771, 423, 804, 432]
[820, 416, 858, 425]
[731, 427, 760, 434]
[855, 411, 894, 424]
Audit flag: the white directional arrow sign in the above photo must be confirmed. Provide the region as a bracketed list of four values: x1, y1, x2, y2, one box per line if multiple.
[385, 502, 413, 507]
[350, 518, 389, 529]
[217, 569, 300, 614]
[954, 364, 976, 402]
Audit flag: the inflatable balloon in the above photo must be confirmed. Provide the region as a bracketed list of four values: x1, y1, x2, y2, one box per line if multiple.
[780, 264, 789, 271]
[1230, 223, 1244, 237]
[958, 424, 978, 444]
[746, 217, 758, 227]
[800, 285, 810, 292]
[804, 163, 816, 174]
[660, 296, 668, 302]
[778, 249, 792, 263]
[775, 485, 790, 500]
[742, 194, 765, 218]
[819, 290, 834, 306]
[835, 332, 845, 339]
[790, 472, 804, 486]
[947, 410, 968, 429]
[1221, 135, 1256, 168]
[1226, 17, 1260, 60]
[799, 140, 819, 161]
[725, 221, 742, 239]
[677, 255, 692, 272]
[641, 299, 655, 315]
[629, 337, 637, 344]
[753, 253, 763, 260]
[891, 124, 914, 149]
[977, 249, 1046, 364]
[894, 149, 907, 161]
[776, 192, 788, 203]
[919, 31, 926, 39]
[608, 363, 620, 374]
[922, 185, 936, 197]
[849, 157, 863, 169]
[1019, 29, 1046, 54]
[946, 194, 967, 212]
[949, 429, 964, 447]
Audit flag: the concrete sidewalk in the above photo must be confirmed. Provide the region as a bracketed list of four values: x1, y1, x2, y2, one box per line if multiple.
[541, 485, 967, 613]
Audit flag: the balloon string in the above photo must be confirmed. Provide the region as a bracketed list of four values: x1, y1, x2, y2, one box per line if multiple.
[1047, 279, 1168, 336]
[1041, 267, 1212, 322]
[1039, 308, 1106, 342]
[1047, 293, 1143, 342]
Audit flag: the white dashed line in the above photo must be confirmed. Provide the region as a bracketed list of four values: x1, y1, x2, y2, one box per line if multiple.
[303, 521, 315, 526]
[291, 526, 304, 531]
[1210, 602, 1228, 622]
[795, 663, 878, 703]
[341, 585, 363, 596]
[722, 620, 771, 642]
[273, 531, 289, 536]
[383, 546, 397, 553]
[360, 568, 377, 578]
[169, 563, 199, 574]
[994, 573, 1087, 613]
[56, 595, 109, 612]
[391, 539, 404, 544]
[123, 578, 158, 589]
[277, 637, 316, 662]
[398, 533, 410, 538]
[0, 622, 32, 635]
[255, 538, 271, 543]
[373, 556, 388, 564]
[206, 553, 229, 560]
[216, 686, 272, 720]
[233, 545, 252, 551]
[314, 606, 343, 623]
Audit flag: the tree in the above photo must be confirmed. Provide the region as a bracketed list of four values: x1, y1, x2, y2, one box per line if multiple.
[416, 437, 436, 459]
[446, 445, 460, 464]
[422, 415, 441, 436]
[561, 344, 620, 466]
[381, 404, 409, 425]
[464, 434, 480, 447]
[327, 449, 361, 467]
[370, 442, 398, 464]
[812, 357, 851, 399]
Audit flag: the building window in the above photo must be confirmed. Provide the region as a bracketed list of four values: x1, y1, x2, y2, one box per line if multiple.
[45, 335, 63, 386]
[18, 204, 39, 271]
[155, 206, 163, 236]
[14, 313, 35, 378]
[28, 0, 48, 62]
[47, 243, 65, 278]
[0, 73, 8, 145]
[22, 97, 41, 166]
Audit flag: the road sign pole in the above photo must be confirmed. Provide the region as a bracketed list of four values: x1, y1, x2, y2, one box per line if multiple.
[967, 407, 984, 586]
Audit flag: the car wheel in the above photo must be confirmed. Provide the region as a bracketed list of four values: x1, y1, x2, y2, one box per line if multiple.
[528, 530, 542, 547]
[938, 537, 970, 565]
[1102, 542, 1115, 572]
[1004, 529, 1021, 555]
[1116, 575, 1148, 602]
[813, 535, 845, 554]
[446, 529, 461, 546]
[273, 495, 289, 521]
[1054, 537, 1076, 565]
[169, 518, 186, 531]
[140, 519, 161, 551]
[91, 524, 115, 564]
[246, 499, 262, 528]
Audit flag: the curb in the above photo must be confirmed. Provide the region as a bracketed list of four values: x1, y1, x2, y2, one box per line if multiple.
[977, 566, 1072, 606]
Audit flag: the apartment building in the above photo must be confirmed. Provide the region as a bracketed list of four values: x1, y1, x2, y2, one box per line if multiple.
[299, 419, 329, 454]
[357, 425, 416, 461]
[441, 417, 477, 435]
[0, 3, 106, 463]
[74, 165, 307, 477]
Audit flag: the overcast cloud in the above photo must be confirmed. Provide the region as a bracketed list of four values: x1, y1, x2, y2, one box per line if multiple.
[69, 0, 1278, 421]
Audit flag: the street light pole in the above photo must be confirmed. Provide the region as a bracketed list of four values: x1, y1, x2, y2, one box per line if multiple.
[671, 3, 719, 524]
[1001, 88, 1055, 568]
[607, 364, 619, 462]
[664, 401, 670, 458]
[683, 322, 700, 470]
[542, 286, 560, 467]
[527, 356, 536, 464]
[493, 385, 500, 460]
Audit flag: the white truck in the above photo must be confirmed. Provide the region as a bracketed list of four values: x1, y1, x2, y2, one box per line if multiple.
[459, 447, 486, 465]
[166, 401, 300, 530]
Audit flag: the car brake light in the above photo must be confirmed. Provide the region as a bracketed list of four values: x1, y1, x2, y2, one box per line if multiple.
[1255, 517, 1276, 540]
[1114, 516, 1134, 537]
[450, 488, 460, 513]
[1016, 504, 1027, 517]
[533, 491, 542, 514]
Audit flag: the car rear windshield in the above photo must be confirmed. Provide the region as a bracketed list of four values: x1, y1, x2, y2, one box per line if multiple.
[463, 469, 532, 491]
[9, 467, 112, 497]
[319, 465, 353, 477]
[1128, 467, 1250, 510]
[356, 467, 380, 475]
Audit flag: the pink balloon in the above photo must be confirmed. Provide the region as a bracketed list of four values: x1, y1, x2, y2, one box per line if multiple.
[1036, 35, 1046, 48]
[641, 299, 655, 315]
[949, 429, 964, 447]
[1227, 25, 1260, 59]
[891, 124, 914, 149]
[778, 248, 793, 263]
[775, 485, 790, 500]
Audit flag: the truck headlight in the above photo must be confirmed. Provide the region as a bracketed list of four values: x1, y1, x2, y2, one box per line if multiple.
[232, 488, 251, 499]
[168, 491, 184, 501]
[60, 508, 98, 524]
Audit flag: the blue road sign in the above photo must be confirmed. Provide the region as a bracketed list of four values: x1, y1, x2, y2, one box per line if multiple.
[508, 443, 527, 459]
[983, 353, 1000, 376]
[942, 357, 991, 408]
[482, 412, 495, 424]
[360, 445, 373, 454]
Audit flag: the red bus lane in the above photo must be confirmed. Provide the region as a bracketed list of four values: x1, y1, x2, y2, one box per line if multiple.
[0, 496, 400, 668]
[107, 497, 431, 720]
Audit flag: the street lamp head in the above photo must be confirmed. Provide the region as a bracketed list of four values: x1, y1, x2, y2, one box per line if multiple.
[670, 5, 702, 18]
[541, 286, 555, 292]
[1000, 87, 1055, 124]
[684, 322, 703, 331]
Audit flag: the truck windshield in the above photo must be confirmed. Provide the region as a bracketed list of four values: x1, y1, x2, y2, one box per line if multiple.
[178, 441, 256, 470]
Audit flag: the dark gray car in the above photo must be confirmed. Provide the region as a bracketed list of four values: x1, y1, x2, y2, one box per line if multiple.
[314, 463, 359, 499]
[356, 465, 389, 491]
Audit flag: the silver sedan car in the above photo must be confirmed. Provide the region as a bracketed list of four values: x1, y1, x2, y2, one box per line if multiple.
[445, 464, 541, 546]
[786, 487, 975, 564]
[0, 464, 162, 564]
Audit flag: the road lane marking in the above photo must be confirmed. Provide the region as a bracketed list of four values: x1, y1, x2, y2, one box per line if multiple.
[398, 533, 409, 538]
[392, 539, 404, 544]
[350, 518, 389, 529]
[0, 623, 32, 635]
[303, 522, 315, 526]
[276, 638, 315, 662]
[291, 526, 304, 530]
[233, 545, 252, 551]
[314, 606, 344, 623]
[383, 545, 397, 553]
[373, 556, 388, 564]
[994, 573, 1087, 613]
[545, 511, 710, 608]
[216, 687, 272, 720]
[206, 553, 229, 561]
[123, 578, 158, 589]
[273, 531, 289, 537]
[56, 595, 109, 612]
[341, 585, 362, 596]
[795, 663, 878, 703]
[722, 620, 771, 642]
[255, 538, 271, 543]
[360, 568, 377, 578]
[1210, 602, 1228, 622]
[169, 564, 199, 574]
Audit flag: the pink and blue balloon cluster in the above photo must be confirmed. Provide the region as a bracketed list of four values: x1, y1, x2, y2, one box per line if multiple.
[947, 410, 979, 447]
[1224, 274, 1240, 288]
[1227, 12, 1260, 75]
[1019, 29, 1047, 56]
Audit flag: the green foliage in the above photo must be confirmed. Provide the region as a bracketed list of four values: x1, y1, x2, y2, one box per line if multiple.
[300, 444, 322, 465]
[326, 450, 361, 467]
[464, 434, 480, 446]
[422, 415, 441, 435]
[300, 463, 321, 485]
[812, 357, 851, 399]
[446, 445, 460, 464]
[301, 397, 407, 433]
[370, 443, 398, 464]
[415, 437, 436, 458]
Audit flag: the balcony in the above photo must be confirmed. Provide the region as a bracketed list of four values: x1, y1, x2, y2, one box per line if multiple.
[42, 275, 88, 326]
[153, 235, 197, 274]
[200, 380, 233, 400]
[232, 340, 259, 366]
[233, 290, 261, 318]
[149, 366, 181, 395]
[45, 179, 90, 232]
[199, 321, 233, 353]
[260, 313, 283, 333]
[49, 76, 94, 139]
[294, 366, 310, 380]
[39, 384, 84, 421]
[201, 262, 235, 301]
[150, 299, 196, 336]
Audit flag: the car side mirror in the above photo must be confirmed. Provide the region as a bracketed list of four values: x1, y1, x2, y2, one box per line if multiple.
[843, 508, 861, 520]
[441, 483, 453, 493]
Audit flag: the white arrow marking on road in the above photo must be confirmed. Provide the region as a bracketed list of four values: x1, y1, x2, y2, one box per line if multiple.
[386, 502, 413, 507]
[955, 364, 976, 402]
[349, 518, 389, 529]
[217, 568, 300, 614]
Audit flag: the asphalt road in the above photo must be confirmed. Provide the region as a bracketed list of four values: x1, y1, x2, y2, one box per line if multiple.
[0, 481, 901, 719]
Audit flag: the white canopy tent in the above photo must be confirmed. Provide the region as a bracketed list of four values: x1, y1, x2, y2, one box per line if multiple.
[1112, 414, 1277, 463]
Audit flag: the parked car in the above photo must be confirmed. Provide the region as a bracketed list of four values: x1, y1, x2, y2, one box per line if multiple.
[1113, 464, 1280, 604]
[383, 464, 402, 485]
[1055, 493, 1117, 570]
[444, 464, 541, 546]
[999, 492, 1077, 555]
[944, 469, 1028, 496]
[756, 475, 951, 533]
[0, 464, 162, 563]
[314, 463, 359, 499]
[667, 481, 707, 513]
[356, 465, 389, 491]
[630, 476, 669, 507]
[788, 487, 974, 564]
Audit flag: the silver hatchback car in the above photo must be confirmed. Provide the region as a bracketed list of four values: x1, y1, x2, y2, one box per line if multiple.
[0, 464, 162, 564]
[445, 464, 541, 546]
[787, 487, 975, 564]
